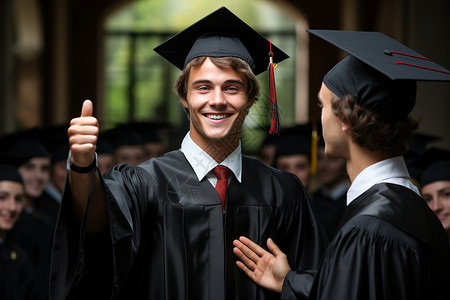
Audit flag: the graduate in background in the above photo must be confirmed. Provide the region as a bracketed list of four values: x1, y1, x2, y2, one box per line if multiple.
[311, 137, 349, 241]
[0, 164, 37, 300]
[233, 30, 450, 299]
[412, 147, 450, 242]
[3, 134, 55, 300]
[273, 125, 313, 190]
[50, 7, 327, 300]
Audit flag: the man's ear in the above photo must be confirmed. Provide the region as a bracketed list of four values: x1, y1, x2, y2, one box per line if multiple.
[341, 121, 351, 132]
[180, 97, 189, 109]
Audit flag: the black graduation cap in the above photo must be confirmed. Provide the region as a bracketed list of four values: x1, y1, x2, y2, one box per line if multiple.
[0, 128, 49, 167]
[404, 132, 442, 181]
[102, 126, 144, 151]
[308, 30, 450, 122]
[410, 147, 450, 187]
[274, 124, 316, 160]
[154, 6, 289, 135]
[97, 133, 115, 155]
[154, 6, 289, 75]
[0, 164, 23, 184]
[118, 121, 169, 143]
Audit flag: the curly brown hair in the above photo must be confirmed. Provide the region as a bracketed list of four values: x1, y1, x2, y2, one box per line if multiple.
[174, 56, 260, 116]
[331, 94, 419, 156]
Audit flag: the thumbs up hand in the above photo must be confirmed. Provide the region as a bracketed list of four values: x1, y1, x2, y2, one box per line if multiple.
[68, 100, 99, 168]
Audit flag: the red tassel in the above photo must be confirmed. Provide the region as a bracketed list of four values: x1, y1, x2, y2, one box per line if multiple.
[268, 41, 281, 135]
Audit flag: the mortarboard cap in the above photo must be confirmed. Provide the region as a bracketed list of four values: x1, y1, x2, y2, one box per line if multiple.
[118, 121, 169, 143]
[3, 137, 49, 167]
[0, 164, 23, 184]
[102, 126, 145, 151]
[97, 134, 115, 155]
[410, 147, 450, 187]
[404, 132, 442, 181]
[275, 124, 314, 158]
[154, 7, 289, 135]
[308, 30, 450, 122]
[154, 6, 289, 75]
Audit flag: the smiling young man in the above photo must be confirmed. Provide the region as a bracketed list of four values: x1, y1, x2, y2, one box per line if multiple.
[233, 30, 450, 299]
[50, 7, 327, 300]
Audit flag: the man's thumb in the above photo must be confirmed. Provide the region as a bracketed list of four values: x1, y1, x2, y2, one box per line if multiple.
[80, 99, 93, 117]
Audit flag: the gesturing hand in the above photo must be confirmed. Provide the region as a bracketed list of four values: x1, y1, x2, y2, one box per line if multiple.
[68, 100, 99, 167]
[233, 236, 291, 293]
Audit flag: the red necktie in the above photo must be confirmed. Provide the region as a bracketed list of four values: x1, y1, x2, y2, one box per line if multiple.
[212, 165, 229, 211]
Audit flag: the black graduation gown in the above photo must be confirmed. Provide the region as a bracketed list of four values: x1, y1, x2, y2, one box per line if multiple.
[0, 238, 38, 300]
[12, 209, 55, 300]
[50, 150, 328, 300]
[34, 190, 61, 228]
[311, 189, 347, 241]
[281, 183, 450, 300]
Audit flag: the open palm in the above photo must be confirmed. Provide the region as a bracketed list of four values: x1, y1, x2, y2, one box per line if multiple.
[233, 236, 291, 293]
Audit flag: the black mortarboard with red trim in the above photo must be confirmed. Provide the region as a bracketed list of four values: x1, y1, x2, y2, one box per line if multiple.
[308, 30, 450, 122]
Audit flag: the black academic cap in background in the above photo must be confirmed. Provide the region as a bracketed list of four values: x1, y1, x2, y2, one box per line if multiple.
[7, 138, 49, 167]
[101, 126, 144, 150]
[50, 142, 70, 164]
[118, 121, 169, 143]
[97, 133, 115, 155]
[154, 6, 289, 75]
[275, 124, 314, 159]
[405, 132, 441, 164]
[410, 147, 450, 187]
[404, 132, 442, 181]
[0, 128, 49, 167]
[0, 164, 23, 184]
[308, 30, 450, 122]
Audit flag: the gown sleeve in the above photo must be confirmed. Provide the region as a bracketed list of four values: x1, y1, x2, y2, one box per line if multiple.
[276, 172, 328, 271]
[50, 164, 157, 299]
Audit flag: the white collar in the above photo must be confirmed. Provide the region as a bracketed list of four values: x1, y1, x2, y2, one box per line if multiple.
[180, 132, 242, 183]
[347, 156, 419, 205]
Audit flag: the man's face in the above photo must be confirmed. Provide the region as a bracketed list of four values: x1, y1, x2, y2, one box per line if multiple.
[98, 153, 115, 175]
[422, 180, 450, 233]
[51, 160, 68, 193]
[18, 157, 51, 199]
[316, 146, 347, 187]
[114, 145, 145, 166]
[182, 57, 253, 150]
[0, 181, 24, 233]
[318, 83, 347, 159]
[275, 154, 310, 187]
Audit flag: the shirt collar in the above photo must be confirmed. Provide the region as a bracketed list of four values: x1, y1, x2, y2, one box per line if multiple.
[322, 182, 348, 200]
[347, 156, 417, 205]
[180, 132, 242, 182]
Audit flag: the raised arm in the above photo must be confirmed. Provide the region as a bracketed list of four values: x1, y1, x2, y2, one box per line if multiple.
[233, 236, 291, 293]
[67, 100, 108, 233]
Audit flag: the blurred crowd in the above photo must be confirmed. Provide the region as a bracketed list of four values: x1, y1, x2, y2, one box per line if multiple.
[0, 120, 449, 299]
[0, 122, 168, 300]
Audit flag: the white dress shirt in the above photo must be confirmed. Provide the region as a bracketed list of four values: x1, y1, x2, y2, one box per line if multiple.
[180, 132, 242, 187]
[347, 156, 420, 205]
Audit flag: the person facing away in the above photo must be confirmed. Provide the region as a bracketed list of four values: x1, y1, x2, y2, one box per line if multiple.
[233, 30, 450, 299]
[50, 7, 327, 300]
[0, 164, 38, 300]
